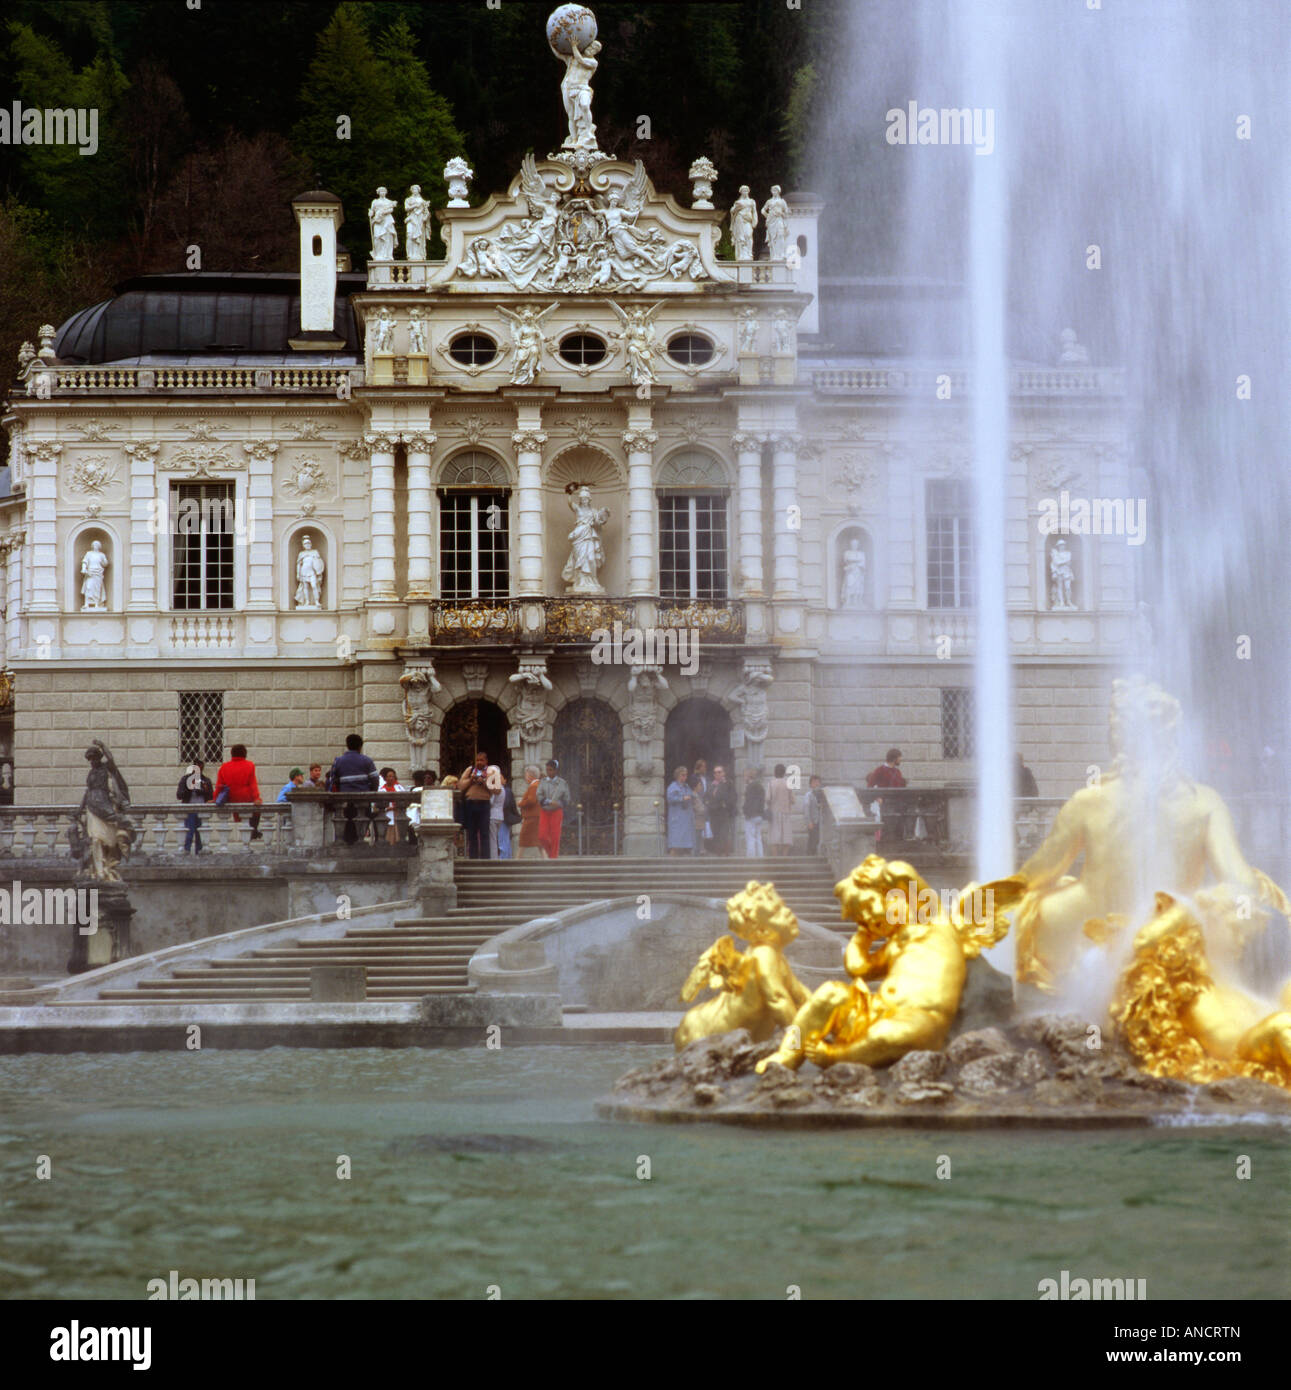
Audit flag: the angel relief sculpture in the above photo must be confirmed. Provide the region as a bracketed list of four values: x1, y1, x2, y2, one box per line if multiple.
[459, 157, 708, 294]
[497, 303, 558, 385]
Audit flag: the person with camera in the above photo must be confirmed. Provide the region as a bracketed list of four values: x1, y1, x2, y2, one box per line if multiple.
[457, 751, 495, 859]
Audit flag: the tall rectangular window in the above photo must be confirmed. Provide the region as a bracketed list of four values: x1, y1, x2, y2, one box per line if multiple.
[926, 478, 974, 608]
[179, 691, 224, 764]
[941, 687, 976, 759]
[659, 494, 728, 600]
[438, 490, 509, 599]
[172, 483, 235, 609]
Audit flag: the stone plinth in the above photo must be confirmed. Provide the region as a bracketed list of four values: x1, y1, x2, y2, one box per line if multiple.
[67, 882, 134, 974]
[407, 791, 458, 916]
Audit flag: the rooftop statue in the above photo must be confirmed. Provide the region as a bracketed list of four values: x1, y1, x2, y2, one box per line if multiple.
[675, 882, 812, 1049]
[548, 5, 603, 152]
[1012, 677, 1289, 993]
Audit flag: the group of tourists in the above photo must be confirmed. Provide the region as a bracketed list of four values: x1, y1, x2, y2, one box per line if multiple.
[454, 754, 571, 860]
[665, 762, 829, 858]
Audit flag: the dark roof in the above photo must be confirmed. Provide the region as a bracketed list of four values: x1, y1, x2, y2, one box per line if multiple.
[54, 273, 364, 364]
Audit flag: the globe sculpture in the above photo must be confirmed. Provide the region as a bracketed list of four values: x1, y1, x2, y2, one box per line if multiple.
[546, 3, 598, 56]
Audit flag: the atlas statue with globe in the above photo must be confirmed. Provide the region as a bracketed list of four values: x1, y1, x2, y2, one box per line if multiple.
[548, 5, 603, 152]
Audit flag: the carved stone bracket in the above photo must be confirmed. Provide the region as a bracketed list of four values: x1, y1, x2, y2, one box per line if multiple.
[399, 663, 443, 770]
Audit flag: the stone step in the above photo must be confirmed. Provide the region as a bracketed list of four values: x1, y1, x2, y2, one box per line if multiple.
[95, 987, 468, 1001]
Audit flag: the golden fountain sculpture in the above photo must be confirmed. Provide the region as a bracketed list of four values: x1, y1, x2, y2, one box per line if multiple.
[753, 856, 1023, 1073]
[675, 882, 811, 1049]
[1013, 676, 1291, 1090]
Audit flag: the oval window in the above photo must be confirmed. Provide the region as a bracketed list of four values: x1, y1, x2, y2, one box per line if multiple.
[559, 333, 607, 367]
[667, 333, 715, 367]
[449, 333, 498, 367]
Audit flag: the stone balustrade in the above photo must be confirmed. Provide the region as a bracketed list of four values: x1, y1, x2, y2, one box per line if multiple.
[811, 367, 1124, 396]
[45, 364, 361, 395]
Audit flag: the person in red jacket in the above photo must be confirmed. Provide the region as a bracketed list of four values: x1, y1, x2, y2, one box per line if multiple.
[214, 744, 263, 840]
[865, 747, 906, 843]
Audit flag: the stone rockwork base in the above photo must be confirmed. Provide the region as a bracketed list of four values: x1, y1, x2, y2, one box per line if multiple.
[599, 1015, 1291, 1129]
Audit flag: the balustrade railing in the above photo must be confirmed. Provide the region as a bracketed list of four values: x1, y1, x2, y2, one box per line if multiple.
[0, 803, 293, 859]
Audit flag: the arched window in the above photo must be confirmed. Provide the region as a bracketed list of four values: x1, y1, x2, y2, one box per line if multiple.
[438, 452, 510, 599]
[657, 452, 729, 601]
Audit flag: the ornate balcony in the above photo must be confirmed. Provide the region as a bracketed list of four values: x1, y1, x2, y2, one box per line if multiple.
[422, 597, 745, 646]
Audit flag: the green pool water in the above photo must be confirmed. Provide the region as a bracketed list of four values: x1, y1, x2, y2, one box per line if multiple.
[1, 1045, 1285, 1300]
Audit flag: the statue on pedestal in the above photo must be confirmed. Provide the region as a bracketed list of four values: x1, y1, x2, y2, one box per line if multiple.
[404, 185, 429, 260]
[737, 309, 759, 354]
[372, 308, 395, 354]
[294, 535, 325, 609]
[368, 187, 397, 261]
[408, 308, 427, 356]
[548, 5, 603, 152]
[70, 741, 135, 884]
[761, 185, 789, 260]
[80, 540, 109, 611]
[772, 309, 794, 354]
[444, 156, 474, 207]
[561, 485, 610, 594]
[730, 185, 757, 260]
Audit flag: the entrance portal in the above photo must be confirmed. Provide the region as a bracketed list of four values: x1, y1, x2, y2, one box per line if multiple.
[440, 700, 512, 785]
[553, 698, 623, 854]
[664, 697, 733, 789]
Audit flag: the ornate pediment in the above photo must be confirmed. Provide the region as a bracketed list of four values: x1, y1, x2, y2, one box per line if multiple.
[437, 156, 728, 296]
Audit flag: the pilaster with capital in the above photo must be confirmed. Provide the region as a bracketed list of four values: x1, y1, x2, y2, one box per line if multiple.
[25, 442, 61, 615]
[403, 431, 437, 598]
[623, 426, 658, 597]
[124, 442, 159, 614]
[769, 430, 802, 600]
[365, 432, 400, 600]
[731, 430, 764, 599]
[512, 426, 548, 595]
[5, 529, 24, 660]
[242, 439, 278, 611]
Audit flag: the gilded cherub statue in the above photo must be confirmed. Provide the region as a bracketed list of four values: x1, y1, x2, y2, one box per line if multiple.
[1013, 677, 1287, 992]
[674, 881, 812, 1049]
[1111, 886, 1291, 1090]
[756, 855, 1023, 1073]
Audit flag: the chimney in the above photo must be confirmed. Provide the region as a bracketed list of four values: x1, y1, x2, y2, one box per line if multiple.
[290, 189, 346, 350]
[785, 191, 825, 336]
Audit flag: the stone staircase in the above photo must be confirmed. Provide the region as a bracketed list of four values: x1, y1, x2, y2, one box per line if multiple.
[87, 857, 843, 1004]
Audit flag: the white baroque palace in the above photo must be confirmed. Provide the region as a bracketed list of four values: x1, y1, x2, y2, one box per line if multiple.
[0, 11, 1137, 848]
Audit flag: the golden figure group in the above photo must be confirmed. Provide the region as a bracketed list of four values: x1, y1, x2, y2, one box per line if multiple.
[676, 678, 1291, 1094]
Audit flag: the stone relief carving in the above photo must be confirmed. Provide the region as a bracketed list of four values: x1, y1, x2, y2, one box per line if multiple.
[68, 455, 119, 495]
[458, 156, 709, 294]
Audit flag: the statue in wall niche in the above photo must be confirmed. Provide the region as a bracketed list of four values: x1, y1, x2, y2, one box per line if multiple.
[737, 309, 759, 354]
[294, 535, 325, 609]
[1049, 536, 1075, 610]
[369, 188, 397, 262]
[730, 185, 758, 260]
[373, 308, 395, 354]
[80, 539, 109, 611]
[404, 185, 429, 260]
[840, 538, 866, 608]
[561, 485, 610, 594]
[69, 740, 135, 884]
[498, 303, 557, 385]
[675, 882, 812, 1049]
[756, 855, 1022, 1073]
[761, 186, 790, 261]
[408, 308, 427, 355]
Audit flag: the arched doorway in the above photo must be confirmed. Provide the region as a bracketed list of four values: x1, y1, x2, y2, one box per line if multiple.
[553, 698, 623, 854]
[440, 700, 512, 784]
[665, 697, 733, 789]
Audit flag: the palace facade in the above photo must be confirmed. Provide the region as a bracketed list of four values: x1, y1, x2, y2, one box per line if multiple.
[1, 79, 1137, 853]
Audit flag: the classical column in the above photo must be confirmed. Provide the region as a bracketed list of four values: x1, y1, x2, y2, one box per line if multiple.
[732, 430, 764, 599]
[242, 439, 278, 609]
[25, 442, 60, 614]
[403, 431, 436, 599]
[623, 427, 658, 597]
[124, 441, 159, 612]
[366, 431, 399, 600]
[770, 431, 802, 599]
[5, 530, 24, 658]
[512, 427, 547, 595]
